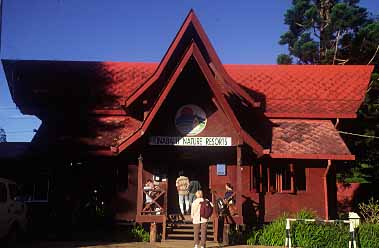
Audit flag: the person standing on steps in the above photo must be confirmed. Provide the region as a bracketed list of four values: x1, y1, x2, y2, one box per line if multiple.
[191, 190, 211, 248]
[176, 170, 190, 215]
[188, 179, 201, 208]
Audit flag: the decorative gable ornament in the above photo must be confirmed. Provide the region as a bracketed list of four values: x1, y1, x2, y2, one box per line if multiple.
[175, 104, 207, 136]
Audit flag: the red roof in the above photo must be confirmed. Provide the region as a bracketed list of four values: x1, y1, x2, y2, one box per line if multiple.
[101, 62, 372, 118]
[1, 10, 373, 158]
[270, 119, 354, 160]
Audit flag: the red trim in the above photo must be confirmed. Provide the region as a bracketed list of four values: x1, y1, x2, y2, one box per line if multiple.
[113, 43, 264, 156]
[91, 109, 126, 115]
[270, 153, 355, 160]
[124, 10, 259, 109]
[265, 112, 357, 119]
[192, 45, 264, 155]
[87, 150, 116, 156]
[125, 10, 196, 107]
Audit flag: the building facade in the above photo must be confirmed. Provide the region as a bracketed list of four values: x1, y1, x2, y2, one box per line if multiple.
[2, 10, 373, 236]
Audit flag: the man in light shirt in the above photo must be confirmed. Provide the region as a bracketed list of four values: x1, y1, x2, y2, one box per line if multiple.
[176, 170, 190, 215]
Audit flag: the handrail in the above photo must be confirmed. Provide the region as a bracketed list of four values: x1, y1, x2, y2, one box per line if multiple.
[140, 185, 167, 216]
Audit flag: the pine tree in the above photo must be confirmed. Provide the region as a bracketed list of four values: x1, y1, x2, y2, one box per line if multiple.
[278, 0, 378, 65]
[0, 128, 6, 142]
[278, 0, 379, 183]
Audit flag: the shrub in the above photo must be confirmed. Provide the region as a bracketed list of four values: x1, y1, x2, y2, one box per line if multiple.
[247, 210, 316, 246]
[292, 222, 349, 248]
[358, 223, 379, 248]
[246, 209, 352, 248]
[358, 197, 379, 224]
[254, 215, 287, 246]
[130, 225, 150, 242]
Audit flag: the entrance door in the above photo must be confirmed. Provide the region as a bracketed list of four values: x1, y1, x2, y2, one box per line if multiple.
[167, 160, 209, 214]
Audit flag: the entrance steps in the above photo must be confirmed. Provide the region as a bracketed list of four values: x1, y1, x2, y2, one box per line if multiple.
[166, 214, 214, 241]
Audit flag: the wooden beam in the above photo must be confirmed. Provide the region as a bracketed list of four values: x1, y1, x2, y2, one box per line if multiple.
[265, 112, 356, 119]
[270, 153, 355, 161]
[290, 162, 295, 194]
[136, 154, 143, 222]
[236, 146, 243, 217]
[150, 222, 157, 243]
[91, 109, 127, 115]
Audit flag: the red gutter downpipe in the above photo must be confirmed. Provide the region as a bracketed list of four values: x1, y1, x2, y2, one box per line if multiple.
[323, 159, 332, 220]
[323, 118, 340, 219]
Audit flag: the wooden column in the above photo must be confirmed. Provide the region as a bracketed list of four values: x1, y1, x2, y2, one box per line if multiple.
[236, 146, 243, 216]
[136, 154, 143, 221]
[150, 222, 157, 243]
[223, 223, 230, 245]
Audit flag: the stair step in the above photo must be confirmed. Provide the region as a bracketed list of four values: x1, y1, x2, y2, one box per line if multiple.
[167, 229, 213, 234]
[169, 224, 213, 227]
[167, 233, 214, 241]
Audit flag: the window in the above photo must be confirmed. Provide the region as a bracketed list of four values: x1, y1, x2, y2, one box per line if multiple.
[268, 163, 307, 193]
[269, 164, 293, 193]
[251, 162, 307, 193]
[0, 183, 7, 202]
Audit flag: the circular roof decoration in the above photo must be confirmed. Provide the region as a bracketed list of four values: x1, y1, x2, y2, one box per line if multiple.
[175, 104, 207, 136]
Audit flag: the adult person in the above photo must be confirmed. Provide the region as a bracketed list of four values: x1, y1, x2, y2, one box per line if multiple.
[176, 170, 190, 215]
[191, 190, 212, 248]
[224, 183, 237, 216]
[188, 179, 201, 208]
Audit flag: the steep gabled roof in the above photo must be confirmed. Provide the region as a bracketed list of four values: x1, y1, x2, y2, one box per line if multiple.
[112, 42, 264, 156]
[124, 9, 258, 109]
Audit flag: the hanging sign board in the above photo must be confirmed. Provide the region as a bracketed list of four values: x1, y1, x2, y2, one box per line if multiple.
[149, 136, 232, 146]
[217, 164, 226, 176]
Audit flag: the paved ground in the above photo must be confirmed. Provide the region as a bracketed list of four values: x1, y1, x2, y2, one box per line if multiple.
[18, 240, 275, 248]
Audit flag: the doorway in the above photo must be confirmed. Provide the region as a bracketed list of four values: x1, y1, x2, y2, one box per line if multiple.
[167, 159, 209, 215]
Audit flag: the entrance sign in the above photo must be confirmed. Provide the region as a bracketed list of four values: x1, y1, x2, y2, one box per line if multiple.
[149, 136, 232, 146]
[175, 104, 207, 136]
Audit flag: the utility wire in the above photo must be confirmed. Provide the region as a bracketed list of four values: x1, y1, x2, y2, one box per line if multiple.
[339, 131, 379, 139]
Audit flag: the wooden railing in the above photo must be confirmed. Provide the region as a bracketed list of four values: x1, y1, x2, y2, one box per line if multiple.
[141, 188, 166, 215]
[136, 181, 167, 223]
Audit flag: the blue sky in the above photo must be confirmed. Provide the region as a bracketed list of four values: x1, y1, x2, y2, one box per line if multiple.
[0, 0, 378, 142]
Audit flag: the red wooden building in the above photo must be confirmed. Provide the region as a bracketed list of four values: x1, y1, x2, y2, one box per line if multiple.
[2, 10, 373, 239]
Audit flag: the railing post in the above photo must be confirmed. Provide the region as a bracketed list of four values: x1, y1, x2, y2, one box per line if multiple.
[348, 212, 360, 248]
[285, 218, 292, 248]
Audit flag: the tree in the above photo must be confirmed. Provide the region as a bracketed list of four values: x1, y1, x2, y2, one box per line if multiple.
[277, 0, 378, 65]
[0, 128, 6, 142]
[277, 54, 293, 64]
[278, 0, 379, 184]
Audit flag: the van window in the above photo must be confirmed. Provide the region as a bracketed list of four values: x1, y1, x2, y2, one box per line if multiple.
[0, 183, 7, 202]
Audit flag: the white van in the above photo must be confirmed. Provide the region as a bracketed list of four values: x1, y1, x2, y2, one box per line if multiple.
[0, 178, 28, 243]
